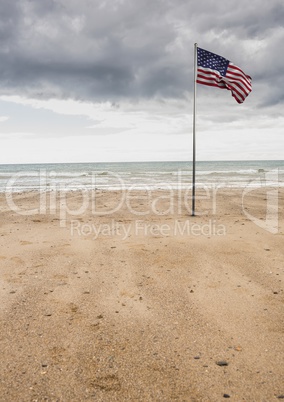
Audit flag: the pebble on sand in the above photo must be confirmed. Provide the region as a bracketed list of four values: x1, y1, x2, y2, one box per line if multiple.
[216, 361, 229, 366]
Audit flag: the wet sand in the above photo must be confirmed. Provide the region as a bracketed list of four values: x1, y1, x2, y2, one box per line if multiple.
[0, 188, 283, 401]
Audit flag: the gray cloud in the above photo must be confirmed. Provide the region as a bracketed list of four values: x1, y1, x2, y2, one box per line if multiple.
[0, 0, 283, 106]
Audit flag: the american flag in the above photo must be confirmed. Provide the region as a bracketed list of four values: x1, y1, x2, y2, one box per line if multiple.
[197, 47, 252, 104]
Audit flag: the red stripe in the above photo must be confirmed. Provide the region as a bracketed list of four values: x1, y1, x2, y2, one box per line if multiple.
[227, 83, 246, 103]
[228, 63, 252, 81]
[197, 63, 252, 103]
[227, 69, 251, 85]
[225, 80, 249, 103]
[197, 67, 221, 80]
[197, 68, 226, 88]
[226, 72, 252, 92]
[196, 58, 251, 103]
[225, 74, 252, 93]
[196, 80, 226, 89]
[227, 64, 252, 89]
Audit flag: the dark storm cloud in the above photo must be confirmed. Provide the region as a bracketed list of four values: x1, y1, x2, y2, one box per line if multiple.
[0, 0, 283, 106]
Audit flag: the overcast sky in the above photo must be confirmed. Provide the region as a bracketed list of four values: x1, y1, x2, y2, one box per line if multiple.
[0, 0, 283, 164]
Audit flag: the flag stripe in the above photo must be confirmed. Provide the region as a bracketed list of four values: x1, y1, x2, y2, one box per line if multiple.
[224, 81, 246, 103]
[224, 76, 251, 97]
[227, 64, 252, 90]
[197, 63, 252, 103]
[226, 70, 252, 90]
[197, 68, 226, 87]
[223, 78, 247, 103]
[226, 74, 252, 93]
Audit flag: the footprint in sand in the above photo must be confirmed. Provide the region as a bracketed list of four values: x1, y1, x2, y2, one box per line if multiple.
[90, 375, 121, 392]
[69, 303, 79, 313]
[53, 274, 68, 280]
[10, 256, 24, 264]
[120, 289, 136, 298]
[49, 346, 66, 364]
[61, 303, 82, 322]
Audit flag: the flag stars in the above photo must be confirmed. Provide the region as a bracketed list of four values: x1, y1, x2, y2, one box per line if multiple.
[197, 48, 229, 76]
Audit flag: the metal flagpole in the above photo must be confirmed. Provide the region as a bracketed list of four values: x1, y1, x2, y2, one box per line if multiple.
[192, 43, 197, 216]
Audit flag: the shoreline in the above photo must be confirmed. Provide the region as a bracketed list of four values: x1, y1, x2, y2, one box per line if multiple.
[2, 180, 284, 194]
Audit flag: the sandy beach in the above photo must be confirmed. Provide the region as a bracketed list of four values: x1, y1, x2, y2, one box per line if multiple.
[0, 188, 283, 401]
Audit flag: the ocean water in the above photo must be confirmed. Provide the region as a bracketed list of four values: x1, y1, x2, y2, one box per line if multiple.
[0, 160, 284, 192]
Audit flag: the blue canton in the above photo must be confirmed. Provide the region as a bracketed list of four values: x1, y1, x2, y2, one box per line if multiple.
[197, 48, 229, 76]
